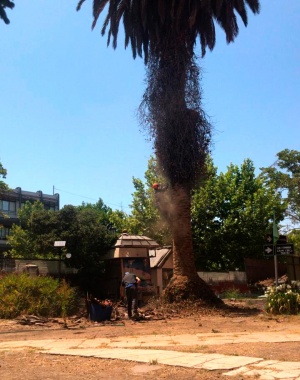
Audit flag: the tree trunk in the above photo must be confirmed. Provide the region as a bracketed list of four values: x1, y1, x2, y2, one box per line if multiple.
[170, 185, 195, 277]
[146, 36, 220, 305]
[155, 184, 221, 305]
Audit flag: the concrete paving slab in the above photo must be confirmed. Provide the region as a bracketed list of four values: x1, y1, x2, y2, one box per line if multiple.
[199, 355, 263, 370]
[0, 338, 82, 350]
[271, 371, 300, 379]
[0, 339, 56, 350]
[93, 332, 300, 348]
[77, 338, 111, 348]
[97, 349, 184, 363]
[261, 371, 299, 379]
[254, 360, 281, 367]
[46, 347, 186, 362]
[46, 348, 100, 356]
[254, 362, 300, 371]
[157, 353, 226, 368]
[223, 366, 253, 376]
[43, 345, 263, 371]
[224, 365, 300, 379]
[109, 337, 176, 348]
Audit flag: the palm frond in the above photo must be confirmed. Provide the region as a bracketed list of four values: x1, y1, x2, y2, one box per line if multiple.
[76, 0, 86, 11]
[197, 9, 216, 56]
[246, 0, 260, 14]
[0, 7, 9, 24]
[157, 0, 166, 25]
[78, 0, 260, 60]
[92, 0, 109, 29]
[234, 0, 248, 26]
[0, 0, 14, 24]
[101, 12, 110, 36]
[188, 1, 200, 29]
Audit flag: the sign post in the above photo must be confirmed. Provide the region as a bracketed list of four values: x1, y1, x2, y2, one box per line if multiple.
[273, 214, 279, 286]
[54, 241, 66, 280]
[274, 244, 278, 286]
[264, 215, 294, 287]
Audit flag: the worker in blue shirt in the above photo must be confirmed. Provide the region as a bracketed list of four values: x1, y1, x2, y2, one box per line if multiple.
[122, 272, 141, 318]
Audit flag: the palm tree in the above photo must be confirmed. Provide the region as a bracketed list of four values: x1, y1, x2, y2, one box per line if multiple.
[77, 0, 260, 304]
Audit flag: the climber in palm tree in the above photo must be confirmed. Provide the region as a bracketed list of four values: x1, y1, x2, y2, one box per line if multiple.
[77, 0, 260, 303]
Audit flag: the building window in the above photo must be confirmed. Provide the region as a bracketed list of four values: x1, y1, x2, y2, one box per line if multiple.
[2, 201, 9, 211]
[0, 227, 10, 239]
[0, 200, 16, 215]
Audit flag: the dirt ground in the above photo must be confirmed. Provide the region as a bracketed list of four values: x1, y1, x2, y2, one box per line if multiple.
[0, 298, 299, 380]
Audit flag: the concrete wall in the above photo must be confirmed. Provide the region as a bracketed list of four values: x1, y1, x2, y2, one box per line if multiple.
[1, 258, 77, 275]
[197, 271, 247, 284]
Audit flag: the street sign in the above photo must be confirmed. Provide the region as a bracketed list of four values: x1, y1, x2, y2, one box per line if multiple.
[278, 235, 288, 244]
[265, 234, 273, 243]
[263, 245, 274, 256]
[265, 234, 287, 244]
[263, 244, 294, 256]
[276, 244, 294, 255]
[54, 241, 66, 247]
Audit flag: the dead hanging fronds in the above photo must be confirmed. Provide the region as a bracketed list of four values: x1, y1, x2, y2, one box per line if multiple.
[139, 41, 212, 189]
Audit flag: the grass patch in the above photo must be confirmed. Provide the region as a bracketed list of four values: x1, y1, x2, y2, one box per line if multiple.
[220, 288, 242, 299]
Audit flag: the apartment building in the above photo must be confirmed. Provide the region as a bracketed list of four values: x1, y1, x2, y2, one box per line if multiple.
[0, 187, 59, 256]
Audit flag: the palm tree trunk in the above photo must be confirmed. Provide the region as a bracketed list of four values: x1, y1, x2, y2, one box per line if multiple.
[169, 184, 195, 277]
[161, 184, 221, 304]
[146, 36, 221, 304]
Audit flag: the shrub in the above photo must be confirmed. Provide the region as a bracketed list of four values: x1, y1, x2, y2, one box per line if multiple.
[265, 281, 300, 315]
[0, 273, 79, 319]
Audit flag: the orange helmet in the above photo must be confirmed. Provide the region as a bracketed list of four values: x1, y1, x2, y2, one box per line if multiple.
[152, 183, 159, 190]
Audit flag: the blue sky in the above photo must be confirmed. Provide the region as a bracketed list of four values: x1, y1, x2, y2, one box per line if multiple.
[1, 1, 299, 213]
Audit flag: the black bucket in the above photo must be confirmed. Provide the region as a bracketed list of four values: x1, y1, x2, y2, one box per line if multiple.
[89, 303, 112, 322]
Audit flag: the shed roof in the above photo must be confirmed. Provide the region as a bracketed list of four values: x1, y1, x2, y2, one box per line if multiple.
[149, 247, 172, 269]
[114, 233, 159, 248]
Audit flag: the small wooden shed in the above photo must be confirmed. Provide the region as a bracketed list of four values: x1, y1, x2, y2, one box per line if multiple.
[102, 233, 160, 300]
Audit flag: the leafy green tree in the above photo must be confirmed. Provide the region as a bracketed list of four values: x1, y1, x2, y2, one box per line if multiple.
[8, 202, 116, 271]
[192, 159, 285, 271]
[78, 198, 130, 235]
[17, 200, 45, 227]
[0, 161, 9, 191]
[57, 205, 115, 271]
[8, 201, 62, 259]
[108, 209, 129, 235]
[128, 156, 286, 270]
[8, 201, 53, 258]
[287, 229, 300, 255]
[78, 198, 112, 225]
[128, 157, 170, 245]
[7, 224, 35, 258]
[77, 0, 260, 303]
[260, 149, 300, 224]
[0, 0, 14, 24]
